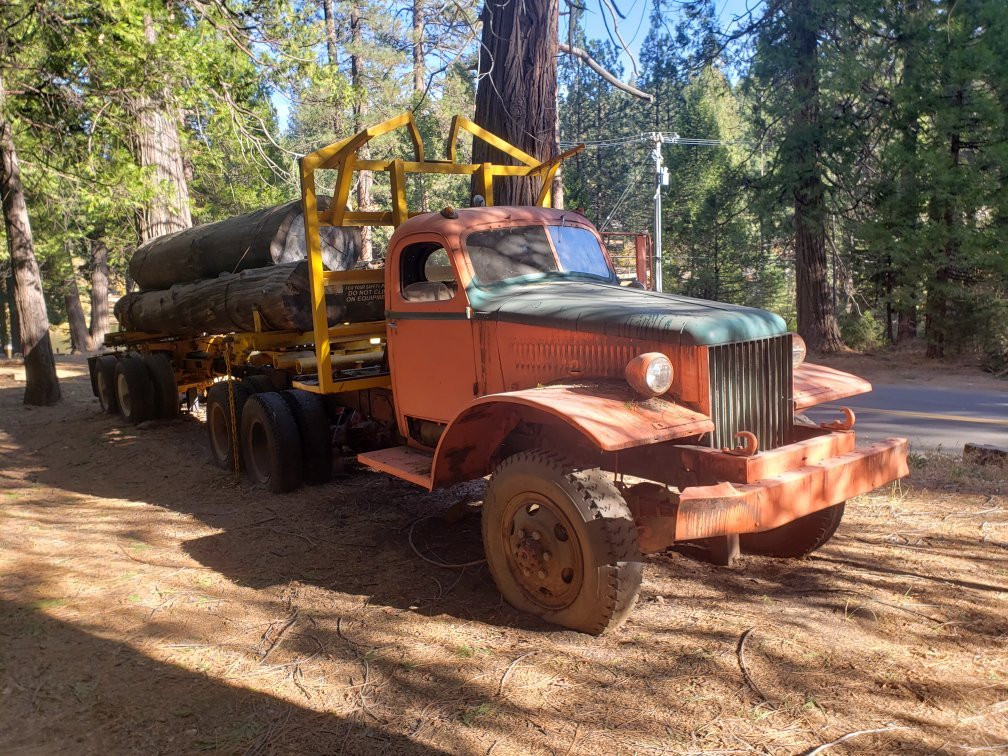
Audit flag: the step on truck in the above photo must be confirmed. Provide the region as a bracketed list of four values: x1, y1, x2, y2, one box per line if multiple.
[90, 112, 909, 634]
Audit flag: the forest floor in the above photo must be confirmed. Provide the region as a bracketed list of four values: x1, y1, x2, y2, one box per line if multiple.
[1, 357, 1006, 755]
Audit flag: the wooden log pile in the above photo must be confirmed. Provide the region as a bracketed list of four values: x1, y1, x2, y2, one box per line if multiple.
[114, 262, 384, 336]
[116, 197, 384, 337]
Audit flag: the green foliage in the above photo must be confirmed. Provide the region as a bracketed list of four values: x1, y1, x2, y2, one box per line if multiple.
[840, 310, 885, 353]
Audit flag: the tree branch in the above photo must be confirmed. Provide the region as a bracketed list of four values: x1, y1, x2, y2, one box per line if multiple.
[558, 43, 653, 102]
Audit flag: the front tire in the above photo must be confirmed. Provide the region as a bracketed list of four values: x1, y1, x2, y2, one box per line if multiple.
[482, 450, 643, 635]
[740, 503, 846, 558]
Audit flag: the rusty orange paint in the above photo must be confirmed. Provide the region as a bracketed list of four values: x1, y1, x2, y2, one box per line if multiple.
[793, 362, 872, 410]
[469, 383, 713, 452]
[672, 437, 909, 542]
[427, 382, 715, 490]
[671, 426, 858, 485]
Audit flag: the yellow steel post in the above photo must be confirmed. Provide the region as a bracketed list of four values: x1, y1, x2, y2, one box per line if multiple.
[390, 159, 408, 226]
[479, 163, 494, 206]
[298, 156, 333, 394]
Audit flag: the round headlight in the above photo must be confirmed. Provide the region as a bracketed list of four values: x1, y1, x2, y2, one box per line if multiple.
[625, 353, 673, 397]
[792, 333, 807, 367]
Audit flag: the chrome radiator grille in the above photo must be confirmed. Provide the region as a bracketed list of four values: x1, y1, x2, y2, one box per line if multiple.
[706, 335, 793, 451]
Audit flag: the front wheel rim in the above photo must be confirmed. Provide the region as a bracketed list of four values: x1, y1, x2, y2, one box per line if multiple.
[500, 493, 584, 610]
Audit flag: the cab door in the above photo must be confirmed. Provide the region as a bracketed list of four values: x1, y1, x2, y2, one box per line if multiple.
[386, 233, 477, 445]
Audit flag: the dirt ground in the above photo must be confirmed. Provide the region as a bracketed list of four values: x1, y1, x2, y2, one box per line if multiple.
[1, 359, 1006, 755]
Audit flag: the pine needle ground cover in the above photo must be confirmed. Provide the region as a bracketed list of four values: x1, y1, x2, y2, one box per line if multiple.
[0, 359, 1005, 754]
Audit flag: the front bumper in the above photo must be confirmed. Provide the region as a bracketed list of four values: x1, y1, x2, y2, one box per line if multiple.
[633, 432, 909, 551]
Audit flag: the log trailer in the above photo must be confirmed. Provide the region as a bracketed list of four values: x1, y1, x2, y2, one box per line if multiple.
[90, 112, 909, 634]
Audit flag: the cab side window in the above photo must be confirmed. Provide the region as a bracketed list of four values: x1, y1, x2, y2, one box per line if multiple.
[400, 242, 458, 302]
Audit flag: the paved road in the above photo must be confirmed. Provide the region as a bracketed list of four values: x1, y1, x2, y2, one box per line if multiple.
[805, 383, 1008, 452]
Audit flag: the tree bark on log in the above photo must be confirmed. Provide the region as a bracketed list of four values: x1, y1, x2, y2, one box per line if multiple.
[472, 0, 558, 206]
[128, 196, 361, 291]
[114, 262, 383, 336]
[1, 74, 60, 404]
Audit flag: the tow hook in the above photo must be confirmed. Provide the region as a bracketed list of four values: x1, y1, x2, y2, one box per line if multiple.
[820, 406, 856, 432]
[722, 430, 759, 457]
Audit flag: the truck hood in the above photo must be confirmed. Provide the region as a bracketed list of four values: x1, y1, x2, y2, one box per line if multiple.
[469, 281, 787, 346]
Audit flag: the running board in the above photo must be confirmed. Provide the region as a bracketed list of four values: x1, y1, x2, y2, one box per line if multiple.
[357, 446, 433, 489]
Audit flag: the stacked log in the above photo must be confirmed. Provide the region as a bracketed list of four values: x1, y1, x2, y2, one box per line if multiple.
[114, 262, 384, 336]
[117, 197, 385, 337]
[128, 196, 360, 291]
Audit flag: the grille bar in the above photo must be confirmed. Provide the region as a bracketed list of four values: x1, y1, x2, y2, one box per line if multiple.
[707, 335, 792, 451]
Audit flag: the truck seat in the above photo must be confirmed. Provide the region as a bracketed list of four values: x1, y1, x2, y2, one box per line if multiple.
[403, 281, 453, 302]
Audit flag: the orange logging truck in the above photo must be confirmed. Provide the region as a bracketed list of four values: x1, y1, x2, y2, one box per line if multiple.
[89, 113, 908, 634]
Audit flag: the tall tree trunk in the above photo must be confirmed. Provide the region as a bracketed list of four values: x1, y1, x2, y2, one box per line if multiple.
[0, 75, 60, 404]
[926, 87, 963, 359]
[789, 0, 843, 353]
[412, 0, 425, 95]
[5, 271, 21, 354]
[136, 14, 191, 244]
[63, 274, 90, 353]
[0, 273, 9, 355]
[350, 4, 372, 261]
[472, 0, 559, 206]
[321, 0, 339, 67]
[88, 236, 109, 347]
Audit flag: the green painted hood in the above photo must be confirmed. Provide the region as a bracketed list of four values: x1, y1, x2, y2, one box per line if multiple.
[469, 280, 787, 346]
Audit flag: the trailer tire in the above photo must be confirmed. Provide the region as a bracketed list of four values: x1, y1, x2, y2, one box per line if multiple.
[143, 353, 179, 420]
[280, 389, 332, 485]
[241, 374, 274, 394]
[96, 355, 119, 414]
[740, 502, 846, 559]
[206, 381, 252, 471]
[114, 356, 155, 424]
[241, 392, 303, 493]
[482, 449, 642, 635]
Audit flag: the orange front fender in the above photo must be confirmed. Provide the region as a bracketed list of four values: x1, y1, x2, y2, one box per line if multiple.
[430, 381, 714, 488]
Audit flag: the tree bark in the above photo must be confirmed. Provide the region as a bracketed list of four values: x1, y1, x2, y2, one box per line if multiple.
[88, 235, 110, 348]
[472, 0, 559, 206]
[412, 0, 425, 95]
[114, 262, 383, 336]
[789, 0, 843, 353]
[321, 0, 339, 68]
[5, 271, 21, 354]
[0, 75, 60, 404]
[63, 274, 90, 354]
[350, 3, 373, 261]
[135, 14, 191, 243]
[128, 197, 360, 290]
[0, 273, 9, 354]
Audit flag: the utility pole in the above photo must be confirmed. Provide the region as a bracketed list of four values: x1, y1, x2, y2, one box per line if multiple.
[652, 133, 663, 293]
[652, 133, 672, 293]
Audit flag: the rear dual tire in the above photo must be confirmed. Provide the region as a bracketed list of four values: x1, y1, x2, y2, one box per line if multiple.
[241, 392, 303, 493]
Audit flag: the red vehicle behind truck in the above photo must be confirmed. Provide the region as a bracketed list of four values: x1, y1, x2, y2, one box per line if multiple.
[90, 113, 909, 634]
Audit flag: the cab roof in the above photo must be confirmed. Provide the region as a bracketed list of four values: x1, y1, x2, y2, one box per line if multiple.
[392, 205, 597, 240]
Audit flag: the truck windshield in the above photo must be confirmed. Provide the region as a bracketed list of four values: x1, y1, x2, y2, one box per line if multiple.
[464, 224, 614, 286]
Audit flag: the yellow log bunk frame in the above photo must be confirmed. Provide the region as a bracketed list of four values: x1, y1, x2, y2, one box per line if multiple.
[296, 111, 583, 395]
